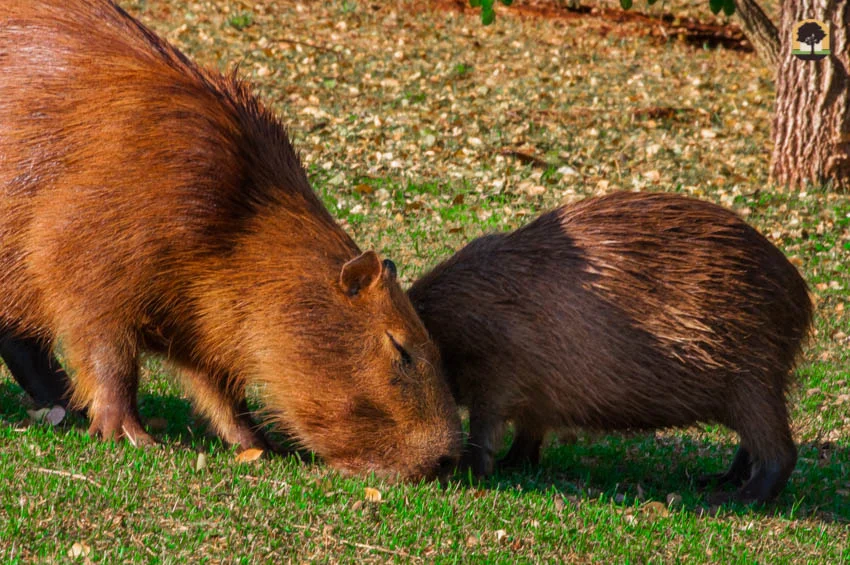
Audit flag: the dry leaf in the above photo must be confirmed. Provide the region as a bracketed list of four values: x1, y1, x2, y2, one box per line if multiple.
[666, 493, 683, 509]
[26, 408, 50, 423]
[642, 500, 670, 517]
[553, 493, 566, 513]
[45, 406, 66, 426]
[235, 448, 264, 463]
[494, 529, 508, 543]
[67, 542, 91, 558]
[26, 406, 66, 426]
[195, 452, 208, 472]
[364, 487, 382, 502]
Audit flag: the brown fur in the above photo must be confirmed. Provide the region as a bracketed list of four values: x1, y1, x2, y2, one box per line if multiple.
[0, 0, 460, 480]
[409, 191, 813, 501]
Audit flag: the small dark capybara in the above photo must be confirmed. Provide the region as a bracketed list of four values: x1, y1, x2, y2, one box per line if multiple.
[0, 0, 461, 480]
[408, 191, 813, 502]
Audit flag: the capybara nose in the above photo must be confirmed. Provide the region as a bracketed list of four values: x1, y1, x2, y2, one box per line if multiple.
[436, 454, 459, 478]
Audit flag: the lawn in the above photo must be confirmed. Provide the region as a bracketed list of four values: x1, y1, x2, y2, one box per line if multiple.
[2, 0, 848, 562]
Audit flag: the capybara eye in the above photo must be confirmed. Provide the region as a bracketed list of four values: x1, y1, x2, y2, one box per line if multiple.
[386, 331, 413, 369]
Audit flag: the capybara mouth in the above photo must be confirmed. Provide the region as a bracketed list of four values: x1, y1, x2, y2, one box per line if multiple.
[330, 457, 453, 483]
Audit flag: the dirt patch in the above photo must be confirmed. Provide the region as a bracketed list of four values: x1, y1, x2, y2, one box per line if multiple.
[430, 0, 752, 53]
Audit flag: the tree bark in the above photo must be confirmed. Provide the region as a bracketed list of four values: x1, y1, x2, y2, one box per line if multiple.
[734, 0, 780, 68]
[771, 0, 850, 190]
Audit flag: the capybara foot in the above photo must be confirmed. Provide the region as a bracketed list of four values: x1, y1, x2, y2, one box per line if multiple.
[697, 447, 751, 490]
[500, 433, 542, 470]
[230, 424, 292, 456]
[88, 409, 155, 447]
[461, 447, 494, 478]
[733, 458, 794, 504]
[222, 419, 269, 452]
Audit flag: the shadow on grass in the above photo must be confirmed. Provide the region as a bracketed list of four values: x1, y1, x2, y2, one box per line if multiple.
[0, 379, 299, 455]
[456, 432, 850, 524]
[3, 377, 848, 523]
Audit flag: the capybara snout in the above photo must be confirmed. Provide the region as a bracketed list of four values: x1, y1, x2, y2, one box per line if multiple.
[0, 0, 460, 481]
[409, 191, 813, 502]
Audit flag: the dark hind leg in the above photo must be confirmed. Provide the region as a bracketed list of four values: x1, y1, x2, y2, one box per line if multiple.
[718, 389, 796, 504]
[697, 446, 752, 489]
[500, 424, 544, 470]
[0, 334, 73, 408]
[735, 426, 796, 504]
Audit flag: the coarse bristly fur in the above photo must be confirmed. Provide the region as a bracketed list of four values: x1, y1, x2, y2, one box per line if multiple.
[0, 0, 461, 481]
[408, 191, 813, 502]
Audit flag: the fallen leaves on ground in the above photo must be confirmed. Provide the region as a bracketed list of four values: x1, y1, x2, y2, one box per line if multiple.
[363, 487, 383, 503]
[235, 448, 264, 463]
[26, 406, 66, 426]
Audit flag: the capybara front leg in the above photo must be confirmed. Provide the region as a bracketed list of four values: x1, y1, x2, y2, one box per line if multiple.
[463, 412, 502, 477]
[177, 367, 272, 452]
[500, 426, 543, 469]
[67, 341, 153, 447]
[0, 334, 73, 408]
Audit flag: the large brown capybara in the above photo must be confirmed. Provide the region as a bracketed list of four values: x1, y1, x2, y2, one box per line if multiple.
[0, 0, 461, 481]
[408, 191, 813, 502]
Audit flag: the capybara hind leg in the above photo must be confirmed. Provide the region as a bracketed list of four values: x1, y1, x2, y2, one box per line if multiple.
[697, 446, 751, 489]
[67, 341, 154, 447]
[0, 334, 72, 408]
[463, 413, 502, 477]
[501, 426, 543, 469]
[729, 396, 796, 504]
[177, 367, 270, 451]
[735, 450, 796, 504]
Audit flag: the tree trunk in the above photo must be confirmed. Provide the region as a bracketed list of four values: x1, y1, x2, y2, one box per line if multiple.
[771, 0, 850, 190]
[734, 0, 780, 68]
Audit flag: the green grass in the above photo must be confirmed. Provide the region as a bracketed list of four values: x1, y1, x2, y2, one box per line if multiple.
[3, 0, 850, 562]
[3, 370, 850, 562]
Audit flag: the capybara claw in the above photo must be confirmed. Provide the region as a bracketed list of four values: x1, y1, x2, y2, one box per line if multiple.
[88, 418, 155, 447]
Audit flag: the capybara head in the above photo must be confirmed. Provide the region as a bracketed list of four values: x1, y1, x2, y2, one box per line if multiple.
[253, 250, 462, 481]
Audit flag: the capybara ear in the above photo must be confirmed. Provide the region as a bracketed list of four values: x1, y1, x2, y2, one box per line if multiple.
[340, 251, 382, 296]
[381, 259, 398, 283]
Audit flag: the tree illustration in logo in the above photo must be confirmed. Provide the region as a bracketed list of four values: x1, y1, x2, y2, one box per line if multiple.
[797, 22, 826, 55]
